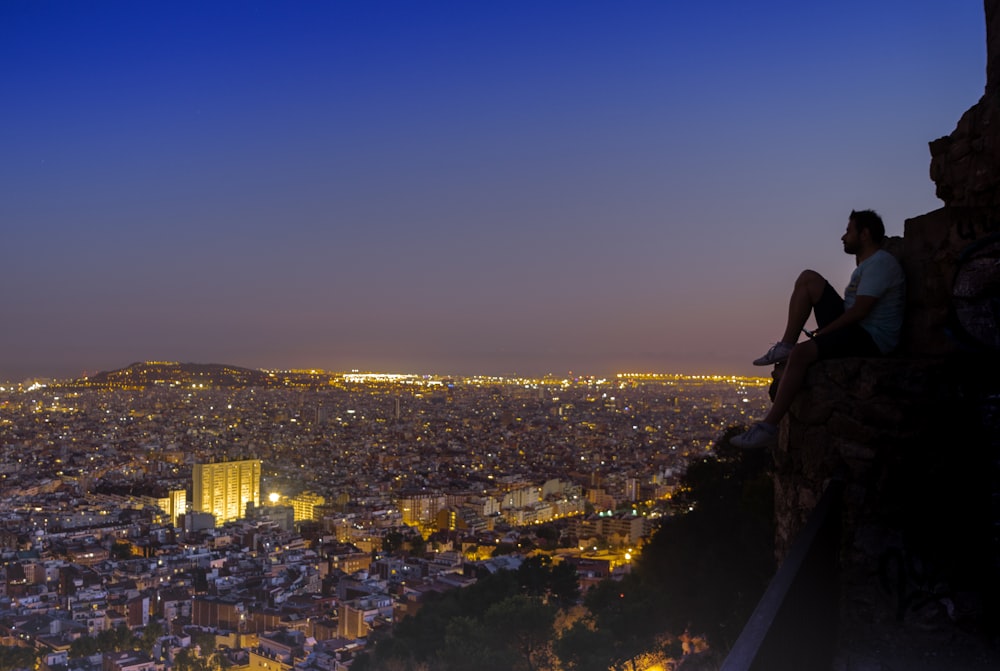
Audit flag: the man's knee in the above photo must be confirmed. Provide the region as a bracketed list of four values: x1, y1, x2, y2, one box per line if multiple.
[795, 269, 825, 287]
[795, 269, 827, 302]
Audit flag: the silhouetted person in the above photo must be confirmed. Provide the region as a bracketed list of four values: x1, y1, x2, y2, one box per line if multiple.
[732, 209, 905, 448]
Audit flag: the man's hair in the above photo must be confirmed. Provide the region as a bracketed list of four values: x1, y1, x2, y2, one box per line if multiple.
[850, 209, 885, 243]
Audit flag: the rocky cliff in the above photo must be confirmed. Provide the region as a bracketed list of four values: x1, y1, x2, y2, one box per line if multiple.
[929, 1, 1000, 209]
[771, 0, 1000, 641]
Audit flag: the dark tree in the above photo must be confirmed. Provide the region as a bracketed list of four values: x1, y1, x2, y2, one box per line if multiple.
[548, 561, 580, 607]
[554, 621, 619, 671]
[634, 431, 774, 648]
[0, 645, 39, 671]
[482, 595, 556, 671]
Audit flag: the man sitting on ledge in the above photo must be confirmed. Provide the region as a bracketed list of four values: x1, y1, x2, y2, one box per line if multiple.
[732, 209, 906, 449]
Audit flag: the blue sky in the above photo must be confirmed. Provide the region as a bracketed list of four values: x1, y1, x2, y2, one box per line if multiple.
[0, 1, 988, 380]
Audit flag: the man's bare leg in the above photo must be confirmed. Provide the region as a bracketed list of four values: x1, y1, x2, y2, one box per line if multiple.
[734, 271, 830, 447]
[763, 339, 819, 425]
[780, 270, 829, 345]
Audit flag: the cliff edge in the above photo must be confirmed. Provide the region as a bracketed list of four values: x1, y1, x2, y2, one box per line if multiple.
[769, 1, 1000, 664]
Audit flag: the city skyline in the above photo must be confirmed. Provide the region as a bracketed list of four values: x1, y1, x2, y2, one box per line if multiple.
[0, 362, 772, 665]
[2, 1, 988, 382]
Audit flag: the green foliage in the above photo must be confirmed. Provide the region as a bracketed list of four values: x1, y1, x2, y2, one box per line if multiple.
[69, 623, 139, 660]
[491, 541, 517, 556]
[356, 563, 564, 669]
[191, 630, 217, 656]
[632, 430, 774, 648]
[382, 530, 405, 554]
[406, 534, 427, 558]
[174, 639, 222, 671]
[532, 523, 560, 550]
[482, 595, 556, 670]
[561, 575, 663, 670]
[110, 541, 134, 559]
[555, 427, 775, 668]
[517, 555, 551, 596]
[554, 621, 618, 671]
[97, 624, 137, 653]
[69, 635, 101, 659]
[440, 615, 508, 671]
[174, 647, 194, 671]
[436, 596, 557, 671]
[0, 645, 39, 671]
[548, 560, 581, 607]
[138, 620, 165, 655]
[360, 426, 774, 669]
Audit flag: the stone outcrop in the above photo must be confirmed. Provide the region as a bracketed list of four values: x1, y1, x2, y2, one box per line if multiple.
[776, 354, 996, 552]
[770, 0, 1000, 640]
[902, 207, 1000, 356]
[929, 2, 1000, 208]
[918, 0, 1000, 356]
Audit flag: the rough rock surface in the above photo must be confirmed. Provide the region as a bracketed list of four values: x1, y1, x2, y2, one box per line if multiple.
[929, 2, 1000, 208]
[767, 2, 1000, 665]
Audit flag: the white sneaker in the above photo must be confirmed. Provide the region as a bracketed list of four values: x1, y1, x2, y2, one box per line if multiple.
[752, 341, 793, 366]
[731, 422, 778, 449]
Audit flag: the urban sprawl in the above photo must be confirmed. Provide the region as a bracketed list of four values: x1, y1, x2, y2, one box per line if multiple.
[0, 363, 769, 670]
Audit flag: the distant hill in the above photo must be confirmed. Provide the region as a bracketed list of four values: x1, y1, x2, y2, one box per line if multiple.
[74, 361, 276, 389]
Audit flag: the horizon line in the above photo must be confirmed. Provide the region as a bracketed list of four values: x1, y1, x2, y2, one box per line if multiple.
[5, 359, 772, 386]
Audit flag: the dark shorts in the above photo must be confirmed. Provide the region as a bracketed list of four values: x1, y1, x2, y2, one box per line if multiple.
[812, 282, 882, 360]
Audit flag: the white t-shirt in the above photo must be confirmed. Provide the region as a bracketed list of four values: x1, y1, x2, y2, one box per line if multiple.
[844, 249, 906, 352]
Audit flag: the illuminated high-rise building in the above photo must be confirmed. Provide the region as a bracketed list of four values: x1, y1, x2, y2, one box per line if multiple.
[290, 491, 326, 522]
[192, 459, 261, 525]
[141, 489, 187, 528]
[398, 492, 446, 527]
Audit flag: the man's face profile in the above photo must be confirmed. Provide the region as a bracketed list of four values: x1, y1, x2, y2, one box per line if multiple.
[842, 219, 863, 255]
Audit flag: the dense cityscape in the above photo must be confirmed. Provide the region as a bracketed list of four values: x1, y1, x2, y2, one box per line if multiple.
[0, 362, 770, 670]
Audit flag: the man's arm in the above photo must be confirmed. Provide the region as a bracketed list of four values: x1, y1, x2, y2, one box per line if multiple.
[814, 294, 878, 337]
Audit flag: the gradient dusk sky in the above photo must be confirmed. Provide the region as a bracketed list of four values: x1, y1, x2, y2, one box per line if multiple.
[1, 1, 988, 381]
